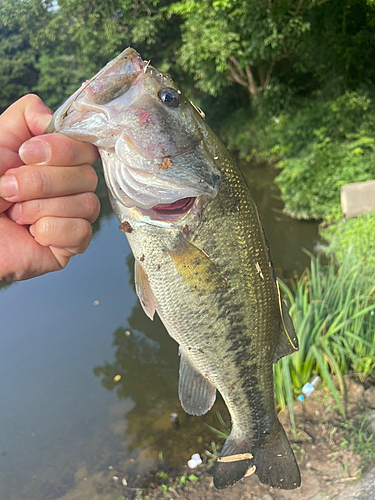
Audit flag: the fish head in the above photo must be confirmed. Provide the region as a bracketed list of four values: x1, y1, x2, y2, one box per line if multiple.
[48, 48, 223, 226]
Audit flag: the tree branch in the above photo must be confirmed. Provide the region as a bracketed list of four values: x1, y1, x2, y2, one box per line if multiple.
[245, 66, 259, 96]
[263, 59, 276, 89]
[228, 56, 249, 88]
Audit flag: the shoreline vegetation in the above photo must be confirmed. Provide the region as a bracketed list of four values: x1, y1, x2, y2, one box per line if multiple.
[2, 0, 375, 272]
[2, 0, 375, 495]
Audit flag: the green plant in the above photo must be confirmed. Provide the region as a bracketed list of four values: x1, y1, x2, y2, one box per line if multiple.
[204, 411, 230, 439]
[205, 440, 222, 462]
[341, 414, 375, 467]
[321, 212, 375, 291]
[275, 252, 375, 428]
[273, 90, 375, 220]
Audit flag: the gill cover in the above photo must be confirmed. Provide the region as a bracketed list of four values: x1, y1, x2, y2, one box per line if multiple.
[47, 48, 220, 211]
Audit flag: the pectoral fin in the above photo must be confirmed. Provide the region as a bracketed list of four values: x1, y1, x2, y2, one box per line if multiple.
[134, 260, 156, 320]
[274, 281, 299, 363]
[179, 347, 216, 416]
[170, 241, 227, 293]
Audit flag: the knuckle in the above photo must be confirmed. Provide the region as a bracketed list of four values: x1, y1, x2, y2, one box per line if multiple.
[22, 198, 43, 221]
[78, 219, 92, 240]
[35, 217, 52, 243]
[74, 219, 92, 252]
[26, 168, 48, 197]
[21, 94, 42, 106]
[82, 164, 98, 190]
[66, 139, 79, 165]
[83, 192, 100, 219]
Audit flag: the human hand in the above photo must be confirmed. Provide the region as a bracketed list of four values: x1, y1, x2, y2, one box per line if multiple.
[0, 94, 100, 282]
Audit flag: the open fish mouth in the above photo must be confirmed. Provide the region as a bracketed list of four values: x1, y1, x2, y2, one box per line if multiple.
[152, 197, 196, 216]
[134, 195, 203, 224]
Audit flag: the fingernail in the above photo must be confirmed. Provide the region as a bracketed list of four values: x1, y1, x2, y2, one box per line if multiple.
[29, 225, 35, 237]
[19, 139, 51, 164]
[9, 203, 22, 222]
[0, 175, 18, 199]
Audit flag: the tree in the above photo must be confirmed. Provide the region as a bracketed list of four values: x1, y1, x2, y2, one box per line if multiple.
[0, 0, 42, 111]
[38, 0, 181, 73]
[168, 0, 312, 100]
[167, 0, 375, 103]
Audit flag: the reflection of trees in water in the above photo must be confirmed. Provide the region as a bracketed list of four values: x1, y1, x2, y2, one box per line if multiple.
[0, 281, 12, 290]
[93, 256, 229, 466]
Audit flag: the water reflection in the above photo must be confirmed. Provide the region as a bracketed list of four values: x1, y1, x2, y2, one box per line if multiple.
[241, 162, 322, 278]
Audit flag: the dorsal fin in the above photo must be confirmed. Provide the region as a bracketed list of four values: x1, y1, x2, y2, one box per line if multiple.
[274, 281, 299, 363]
[257, 218, 298, 362]
[134, 260, 156, 320]
[179, 347, 216, 416]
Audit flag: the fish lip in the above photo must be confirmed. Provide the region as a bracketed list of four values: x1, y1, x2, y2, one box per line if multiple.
[47, 48, 145, 134]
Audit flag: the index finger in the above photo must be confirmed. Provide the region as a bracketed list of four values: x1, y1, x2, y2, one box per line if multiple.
[0, 95, 53, 175]
[19, 133, 99, 167]
[0, 95, 53, 151]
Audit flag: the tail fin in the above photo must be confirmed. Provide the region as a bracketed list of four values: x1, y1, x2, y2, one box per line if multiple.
[213, 429, 254, 489]
[213, 420, 301, 490]
[253, 420, 301, 490]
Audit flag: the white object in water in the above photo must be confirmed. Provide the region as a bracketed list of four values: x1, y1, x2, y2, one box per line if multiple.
[188, 453, 202, 469]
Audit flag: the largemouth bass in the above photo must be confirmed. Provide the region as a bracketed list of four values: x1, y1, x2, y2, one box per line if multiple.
[48, 48, 301, 490]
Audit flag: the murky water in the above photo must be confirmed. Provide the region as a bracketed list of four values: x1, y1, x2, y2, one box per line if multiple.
[0, 163, 321, 499]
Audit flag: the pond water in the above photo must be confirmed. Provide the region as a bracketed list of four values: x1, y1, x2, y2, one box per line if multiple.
[0, 163, 321, 500]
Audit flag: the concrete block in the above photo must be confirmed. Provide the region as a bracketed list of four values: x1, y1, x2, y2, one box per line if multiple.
[341, 180, 375, 218]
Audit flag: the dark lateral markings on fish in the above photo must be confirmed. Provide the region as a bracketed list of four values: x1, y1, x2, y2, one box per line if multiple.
[47, 47, 301, 491]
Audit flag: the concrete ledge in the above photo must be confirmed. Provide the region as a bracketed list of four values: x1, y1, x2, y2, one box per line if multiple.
[341, 180, 375, 218]
[335, 466, 375, 500]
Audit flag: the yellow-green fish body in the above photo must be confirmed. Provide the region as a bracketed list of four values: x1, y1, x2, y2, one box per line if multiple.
[48, 48, 301, 490]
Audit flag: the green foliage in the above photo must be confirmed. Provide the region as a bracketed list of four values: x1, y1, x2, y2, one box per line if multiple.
[321, 212, 375, 289]
[204, 410, 231, 439]
[277, 91, 375, 219]
[275, 253, 375, 428]
[38, 0, 179, 74]
[232, 89, 375, 220]
[34, 53, 90, 109]
[168, 0, 311, 97]
[342, 415, 375, 467]
[0, 0, 42, 110]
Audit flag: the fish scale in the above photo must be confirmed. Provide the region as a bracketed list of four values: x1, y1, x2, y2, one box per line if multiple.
[48, 47, 301, 491]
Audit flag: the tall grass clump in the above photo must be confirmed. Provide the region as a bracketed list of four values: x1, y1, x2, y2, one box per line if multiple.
[275, 253, 375, 429]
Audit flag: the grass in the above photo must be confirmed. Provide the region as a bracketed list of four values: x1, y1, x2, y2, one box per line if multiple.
[276, 252, 375, 428]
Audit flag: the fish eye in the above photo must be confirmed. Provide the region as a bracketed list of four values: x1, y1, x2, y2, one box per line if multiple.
[158, 88, 179, 108]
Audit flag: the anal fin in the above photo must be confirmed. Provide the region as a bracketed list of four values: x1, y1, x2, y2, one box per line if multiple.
[135, 259, 156, 320]
[179, 347, 216, 416]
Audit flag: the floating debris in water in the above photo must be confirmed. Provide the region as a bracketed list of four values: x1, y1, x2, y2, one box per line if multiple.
[93, 300, 99, 306]
[113, 375, 122, 382]
[125, 330, 131, 336]
[169, 412, 179, 428]
[188, 453, 202, 469]
[122, 478, 127, 486]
